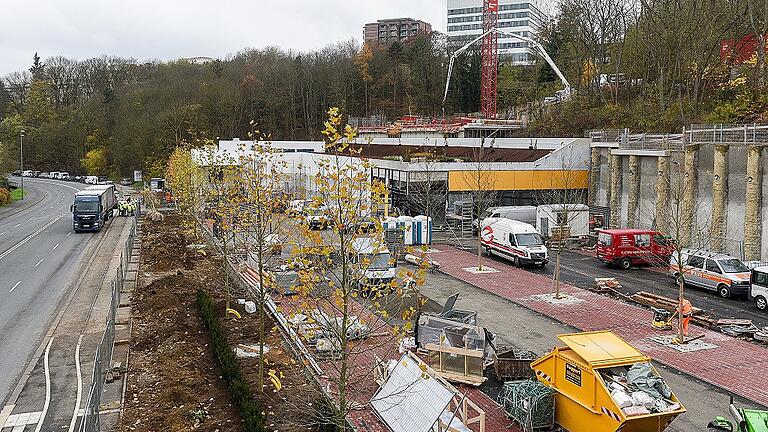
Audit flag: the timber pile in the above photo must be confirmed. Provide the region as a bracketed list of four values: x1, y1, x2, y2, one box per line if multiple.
[590, 278, 631, 300]
[630, 291, 716, 328]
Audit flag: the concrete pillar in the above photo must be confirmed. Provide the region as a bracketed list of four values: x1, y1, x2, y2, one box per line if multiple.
[744, 146, 763, 261]
[681, 145, 699, 247]
[654, 155, 670, 233]
[710, 145, 729, 253]
[589, 147, 600, 206]
[609, 153, 622, 228]
[627, 155, 640, 228]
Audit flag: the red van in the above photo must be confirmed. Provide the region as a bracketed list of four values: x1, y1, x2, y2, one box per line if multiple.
[596, 229, 674, 269]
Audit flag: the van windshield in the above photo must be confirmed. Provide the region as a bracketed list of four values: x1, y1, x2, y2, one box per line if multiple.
[718, 258, 748, 273]
[363, 252, 391, 270]
[74, 198, 99, 213]
[516, 233, 543, 246]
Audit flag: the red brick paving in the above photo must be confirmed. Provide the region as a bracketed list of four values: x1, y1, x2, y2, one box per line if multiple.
[433, 246, 768, 407]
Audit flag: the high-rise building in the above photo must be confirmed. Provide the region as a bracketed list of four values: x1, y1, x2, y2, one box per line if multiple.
[446, 0, 546, 65]
[363, 18, 432, 44]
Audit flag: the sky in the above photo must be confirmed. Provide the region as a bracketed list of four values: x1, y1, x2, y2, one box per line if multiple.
[0, 0, 450, 75]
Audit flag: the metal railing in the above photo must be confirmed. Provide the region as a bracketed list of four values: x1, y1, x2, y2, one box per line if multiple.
[80, 207, 140, 432]
[590, 124, 768, 150]
[686, 123, 768, 145]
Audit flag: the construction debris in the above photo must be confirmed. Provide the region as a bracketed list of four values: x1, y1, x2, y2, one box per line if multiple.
[498, 380, 555, 432]
[630, 291, 716, 328]
[494, 348, 537, 381]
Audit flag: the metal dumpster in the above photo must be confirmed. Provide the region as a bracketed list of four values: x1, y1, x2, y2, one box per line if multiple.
[530, 331, 685, 432]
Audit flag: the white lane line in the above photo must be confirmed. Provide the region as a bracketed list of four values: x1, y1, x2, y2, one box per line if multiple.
[0, 216, 62, 262]
[52, 243, 60, 251]
[68, 335, 84, 432]
[0, 232, 4, 236]
[35, 258, 44, 267]
[66, 232, 71, 237]
[9, 280, 21, 293]
[34, 338, 54, 432]
[14, 223, 20, 228]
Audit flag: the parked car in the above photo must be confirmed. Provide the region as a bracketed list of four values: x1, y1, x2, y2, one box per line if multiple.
[480, 217, 548, 267]
[11, 170, 20, 176]
[749, 266, 768, 311]
[21, 170, 34, 177]
[596, 229, 674, 269]
[670, 249, 752, 298]
[33, 171, 41, 177]
[120, 178, 132, 186]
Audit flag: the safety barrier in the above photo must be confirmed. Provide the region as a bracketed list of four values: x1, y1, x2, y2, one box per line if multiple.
[79, 209, 139, 432]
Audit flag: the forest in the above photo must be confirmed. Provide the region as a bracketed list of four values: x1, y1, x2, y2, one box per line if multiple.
[0, 0, 766, 177]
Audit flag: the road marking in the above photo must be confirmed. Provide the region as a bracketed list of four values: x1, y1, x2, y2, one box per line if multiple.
[14, 223, 20, 228]
[52, 243, 60, 251]
[66, 232, 71, 237]
[34, 338, 54, 432]
[0, 216, 62, 262]
[0, 232, 4, 236]
[9, 281, 21, 293]
[68, 335, 84, 432]
[35, 259, 44, 267]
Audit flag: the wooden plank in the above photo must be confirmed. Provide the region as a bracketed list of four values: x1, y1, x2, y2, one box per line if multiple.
[425, 343, 484, 358]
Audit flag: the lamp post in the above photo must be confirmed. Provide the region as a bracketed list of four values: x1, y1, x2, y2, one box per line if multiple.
[19, 129, 25, 200]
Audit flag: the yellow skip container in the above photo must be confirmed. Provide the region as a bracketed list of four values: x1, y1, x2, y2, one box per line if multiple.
[530, 331, 685, 432]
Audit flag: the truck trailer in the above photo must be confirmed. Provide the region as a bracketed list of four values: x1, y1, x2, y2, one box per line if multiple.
[71, 184, 117, 232]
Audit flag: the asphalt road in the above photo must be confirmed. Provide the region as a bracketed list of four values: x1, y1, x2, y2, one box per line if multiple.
[0, 178, 90, 406]
[489, 249, 768, 329]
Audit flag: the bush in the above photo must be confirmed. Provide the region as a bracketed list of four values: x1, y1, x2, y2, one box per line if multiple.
[0, 188, 10, 205]
[196, 290, 265, 431]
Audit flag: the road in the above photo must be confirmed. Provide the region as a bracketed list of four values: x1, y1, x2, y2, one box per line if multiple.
[490, 249, 768, 329]
[0, 178, 89, 406]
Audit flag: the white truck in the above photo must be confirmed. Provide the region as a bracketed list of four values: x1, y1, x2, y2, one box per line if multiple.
[351, 236, 396, 291]
[480, 218, 548, 267]
[749, 266, 768, 311]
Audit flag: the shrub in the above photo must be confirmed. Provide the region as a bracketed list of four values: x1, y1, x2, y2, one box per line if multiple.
[197, 290, 265, 431]
[0, 188, 10, 205]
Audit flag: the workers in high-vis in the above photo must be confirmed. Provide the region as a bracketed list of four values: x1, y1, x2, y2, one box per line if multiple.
[677, 298, 692, 336]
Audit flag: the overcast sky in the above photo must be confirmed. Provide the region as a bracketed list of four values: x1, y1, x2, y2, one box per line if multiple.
[0, 0, 453, 76]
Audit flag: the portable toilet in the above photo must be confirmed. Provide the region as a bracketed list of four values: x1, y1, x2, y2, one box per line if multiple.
[414, 215, 432, 245]
[396, 215, 415, 245]
[530, 331, 685, 432]
[382, 216, 398, 231]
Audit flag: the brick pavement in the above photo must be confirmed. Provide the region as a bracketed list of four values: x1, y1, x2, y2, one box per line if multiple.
[433, 246, 768, 407]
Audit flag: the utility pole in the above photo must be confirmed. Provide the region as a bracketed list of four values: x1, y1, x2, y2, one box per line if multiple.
[20, 129, 25, 200]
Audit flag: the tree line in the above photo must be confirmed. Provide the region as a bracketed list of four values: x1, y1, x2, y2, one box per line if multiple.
[1, 0, 766, 175]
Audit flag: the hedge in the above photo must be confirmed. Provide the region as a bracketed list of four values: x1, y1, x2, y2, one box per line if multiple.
[196, 290, 264, 431]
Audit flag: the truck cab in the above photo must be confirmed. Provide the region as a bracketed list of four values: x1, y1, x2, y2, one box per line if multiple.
[749, 266, 768, 311]
[480, 218, 548, 267]
[71, 184, 117, 232]
[351, 237, 396, 292]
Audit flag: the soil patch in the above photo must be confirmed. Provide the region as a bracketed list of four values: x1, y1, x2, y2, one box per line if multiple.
[122, 214, 318, 432]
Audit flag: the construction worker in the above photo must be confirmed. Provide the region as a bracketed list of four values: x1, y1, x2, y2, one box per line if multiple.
[677, 298, 693, 336]
[126, 196, 134, 216]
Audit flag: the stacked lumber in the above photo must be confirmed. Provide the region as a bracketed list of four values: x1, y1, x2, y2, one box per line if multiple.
[630, 291, 715, 328]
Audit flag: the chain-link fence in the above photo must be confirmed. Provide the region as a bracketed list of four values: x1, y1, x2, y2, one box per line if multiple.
[80, 209, 139, 432]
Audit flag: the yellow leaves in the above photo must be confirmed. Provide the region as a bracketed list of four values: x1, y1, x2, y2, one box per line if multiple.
[268, 369, 282, 392]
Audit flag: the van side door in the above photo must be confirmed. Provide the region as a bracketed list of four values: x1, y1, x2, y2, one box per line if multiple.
[684, 255, 706, 288]
[704, 259, 725, 291]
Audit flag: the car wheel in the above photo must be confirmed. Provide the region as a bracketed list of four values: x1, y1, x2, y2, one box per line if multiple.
[718, 284, 732, 299]
[513, 256, 520, 267]
[620, 258, 632, 270]
[486, 247, 493, 257]
[756, 296, 768, 311]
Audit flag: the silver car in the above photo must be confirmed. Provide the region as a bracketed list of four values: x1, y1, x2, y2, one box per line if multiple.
[669, 249, 751, 298]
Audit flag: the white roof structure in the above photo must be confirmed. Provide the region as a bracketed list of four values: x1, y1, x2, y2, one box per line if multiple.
[370, 353, 456, 432]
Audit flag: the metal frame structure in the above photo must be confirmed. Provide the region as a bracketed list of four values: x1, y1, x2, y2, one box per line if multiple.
[481, 0, 499, 119]
[443, 28, 573, 117]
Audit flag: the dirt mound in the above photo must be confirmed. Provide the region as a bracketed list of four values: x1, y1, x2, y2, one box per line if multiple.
[140, 215, 198, 272]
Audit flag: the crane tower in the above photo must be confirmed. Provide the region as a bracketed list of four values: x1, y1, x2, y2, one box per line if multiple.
[481, 0, 499, 119]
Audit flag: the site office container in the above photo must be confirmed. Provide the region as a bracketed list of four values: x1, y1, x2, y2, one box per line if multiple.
[531, 331, 685, 432]
[596, 229, 674, 269]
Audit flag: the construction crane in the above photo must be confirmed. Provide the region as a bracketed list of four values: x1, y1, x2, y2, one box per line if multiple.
[443, 28, 573, 118]
[481, 0, 499, 119]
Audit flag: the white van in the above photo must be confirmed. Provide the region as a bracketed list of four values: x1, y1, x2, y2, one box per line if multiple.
[670, 249, 751, 298]
[351, 237, 396, 289]
[749, 266, 768, 311]
[536, 204, 590, 238]
[477, 205, 537, 228]
[480, 218, 548, 267]
[85, 176, 99, 185]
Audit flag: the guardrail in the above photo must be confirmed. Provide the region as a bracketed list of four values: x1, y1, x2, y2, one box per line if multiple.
[590, 124, 768, 150]
[80, 206, 140, 432]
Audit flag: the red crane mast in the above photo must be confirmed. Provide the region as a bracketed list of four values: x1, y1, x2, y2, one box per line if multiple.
[481, 0, 499, 119]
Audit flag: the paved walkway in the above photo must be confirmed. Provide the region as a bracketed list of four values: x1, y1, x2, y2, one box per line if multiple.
[433, 246, 768, 407]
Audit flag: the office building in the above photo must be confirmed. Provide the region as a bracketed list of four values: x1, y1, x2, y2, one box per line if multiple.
[446, 0, 546, 64]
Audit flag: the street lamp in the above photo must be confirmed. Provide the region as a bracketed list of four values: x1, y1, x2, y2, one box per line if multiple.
[19, 129, 25, 200]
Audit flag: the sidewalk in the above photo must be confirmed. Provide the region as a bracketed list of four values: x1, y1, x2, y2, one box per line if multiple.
[433, 245, 768, 407]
